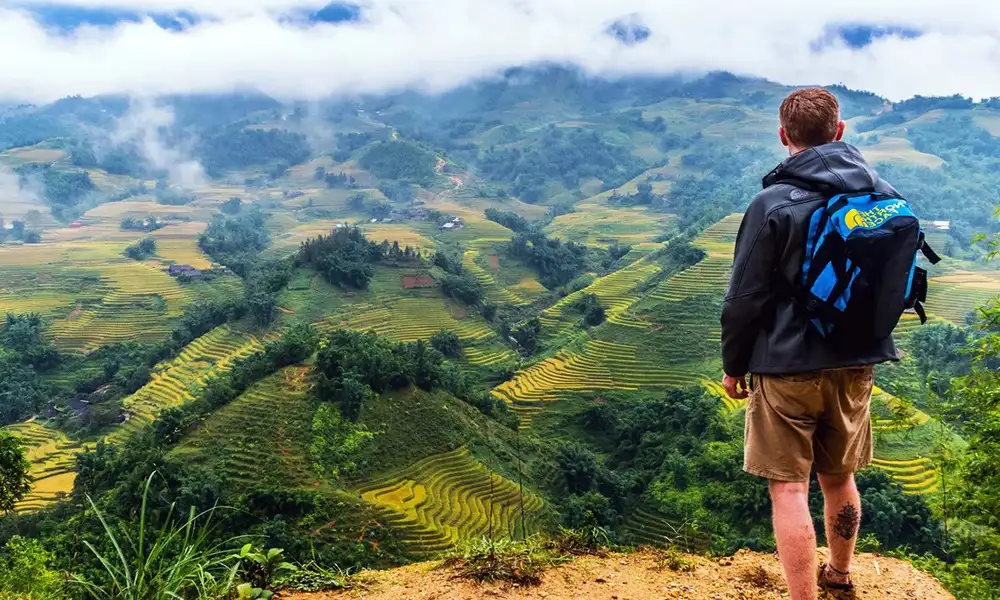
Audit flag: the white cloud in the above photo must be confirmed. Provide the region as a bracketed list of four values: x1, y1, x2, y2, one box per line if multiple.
[0, 165, 44, 220]
[109, 99, 207, 189]
[4, 0, 1000, 102]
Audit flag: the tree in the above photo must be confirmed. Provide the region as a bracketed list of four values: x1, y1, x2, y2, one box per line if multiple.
[22, 231, 41, 244]
[124, 237, 157, 260]
[0, 432, 32, 513]
[484, 208, 531, 233]
[369, 200, 393, 220]
[555, 442, 600, 494]
[953, 297, 1000, 585]
[196, 126, 310, 176]
[431, 329, 462, 358]
[0, 536, 63, 598]
[297, 227, 382, 290]
[507, 231, 588, 289]
[246, 291, 277, 328]
[340, 377, 370, 422]
[910, 323, 971, 394]
[572, 293, 605, 326]
[511, 318, 542, 354]
[347, 193, 366, 212]
[441, 273, 484, 306]
[309, 403, 373, 477]
[220, 196, 243, 215]
[1, 313, 60, 370]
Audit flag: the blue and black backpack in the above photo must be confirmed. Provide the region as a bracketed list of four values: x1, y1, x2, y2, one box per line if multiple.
[799, 192, 941, 344]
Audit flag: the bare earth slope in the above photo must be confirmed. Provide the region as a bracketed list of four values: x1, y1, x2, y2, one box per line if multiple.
[284, 549, 952, 600]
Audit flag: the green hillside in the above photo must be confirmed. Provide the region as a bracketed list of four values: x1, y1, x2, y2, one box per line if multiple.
[1, 71, 998, 597]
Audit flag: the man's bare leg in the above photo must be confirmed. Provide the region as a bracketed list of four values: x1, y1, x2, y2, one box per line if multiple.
[770, 480, 818, 600]
[818, 472, 860, 585]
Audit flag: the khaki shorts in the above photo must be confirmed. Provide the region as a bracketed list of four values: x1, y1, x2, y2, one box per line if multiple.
[744, 367, 874, 482]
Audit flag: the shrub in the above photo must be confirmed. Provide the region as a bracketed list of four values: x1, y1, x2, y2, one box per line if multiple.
[430, 329, 463, 358]
[0, 536, 64, 599]
[124, 237, 157, 260]
[442, 536, 564, 585]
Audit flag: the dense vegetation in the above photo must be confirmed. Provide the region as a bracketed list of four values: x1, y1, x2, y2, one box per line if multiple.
[0, 314, 58, 426]
[197, 127, 310, 176]
[313, 329, 515, 427]
[478, 127, 645, 202]
[358, 141, 437, 185]
[508, 231, 588, 288]
[297, 227, 420, 290]
[14, 164, 95, 218]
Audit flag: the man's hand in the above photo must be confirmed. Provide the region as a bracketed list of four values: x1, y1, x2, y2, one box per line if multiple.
[723, 373, 749, 400]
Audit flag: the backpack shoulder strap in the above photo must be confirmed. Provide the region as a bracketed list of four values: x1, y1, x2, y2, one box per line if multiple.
[921, 238, 942, 265]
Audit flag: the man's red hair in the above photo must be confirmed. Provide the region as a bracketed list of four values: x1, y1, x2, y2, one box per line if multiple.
[780, 88, 841, 148]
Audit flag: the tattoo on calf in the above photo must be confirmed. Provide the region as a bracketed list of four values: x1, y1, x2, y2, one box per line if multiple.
[834, 504, 860, 541]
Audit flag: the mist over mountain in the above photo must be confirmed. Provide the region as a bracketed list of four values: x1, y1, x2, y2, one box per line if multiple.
[5, 1, 1000, 103]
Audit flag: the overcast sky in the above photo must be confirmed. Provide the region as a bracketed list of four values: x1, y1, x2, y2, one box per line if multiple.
[4, 0, 1000, 103]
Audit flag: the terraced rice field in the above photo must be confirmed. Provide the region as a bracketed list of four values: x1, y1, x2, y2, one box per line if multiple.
[362, 224, 435, 251]
[171, 367, 318, 489]
[3, 421, 91, 512]
[109, 326, 263, 442]
[923, 271, 1000, 324]
[493, 339, 699, 427]
[694, 213, 743, 257]
[153, 238, 213, 270]
[542, 257, 662, 331]
[892, 312, 948, 337]
[545, 203, 674, 248]
[646, 257, 732, 303]
[701, 379, 744, 411]
[323, 298, 495, 343]
[871, 457, 940, 495]
[872, 388, 931, 432]
[50, 263, 194, 353]
[463, 249, 529, 306]
[464, 345, 518, 369]
[354, 447, 545, 555]
[81, 200, 199, 221]
[861, 137, 945, 169]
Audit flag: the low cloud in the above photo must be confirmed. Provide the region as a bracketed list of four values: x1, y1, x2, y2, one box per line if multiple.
[0, 165, 44, 220]
[110, 99, 207, 189]
[3, 1, 1000, 103]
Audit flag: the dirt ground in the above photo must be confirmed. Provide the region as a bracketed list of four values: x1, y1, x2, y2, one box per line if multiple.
[281, 549, 953, 600]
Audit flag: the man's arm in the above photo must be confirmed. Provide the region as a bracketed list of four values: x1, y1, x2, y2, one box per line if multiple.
[721, 197, 780, 380]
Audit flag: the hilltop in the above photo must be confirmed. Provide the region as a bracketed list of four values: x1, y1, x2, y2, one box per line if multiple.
[283, 549, 953, 600]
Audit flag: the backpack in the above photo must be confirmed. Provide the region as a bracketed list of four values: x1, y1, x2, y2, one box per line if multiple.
[799, 191, 941, 344]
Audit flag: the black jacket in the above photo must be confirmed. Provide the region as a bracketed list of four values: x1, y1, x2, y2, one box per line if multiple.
[721, 142, 899, 377]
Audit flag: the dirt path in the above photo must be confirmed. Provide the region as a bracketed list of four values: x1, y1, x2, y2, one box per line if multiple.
[281, 549, 952, 600]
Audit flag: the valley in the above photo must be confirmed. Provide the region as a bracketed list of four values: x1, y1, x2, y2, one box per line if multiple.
[0, 71, 997, 598]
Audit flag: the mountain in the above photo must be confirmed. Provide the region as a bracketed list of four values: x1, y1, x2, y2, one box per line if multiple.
[0, 69, 996, 598]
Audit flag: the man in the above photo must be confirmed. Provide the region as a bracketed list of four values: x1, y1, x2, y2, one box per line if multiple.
[721, 88, 898, 600]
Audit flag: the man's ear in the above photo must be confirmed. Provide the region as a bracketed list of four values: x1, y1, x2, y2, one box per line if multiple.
[835, 120, 846, 141]
[779, 126, 789, 147]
